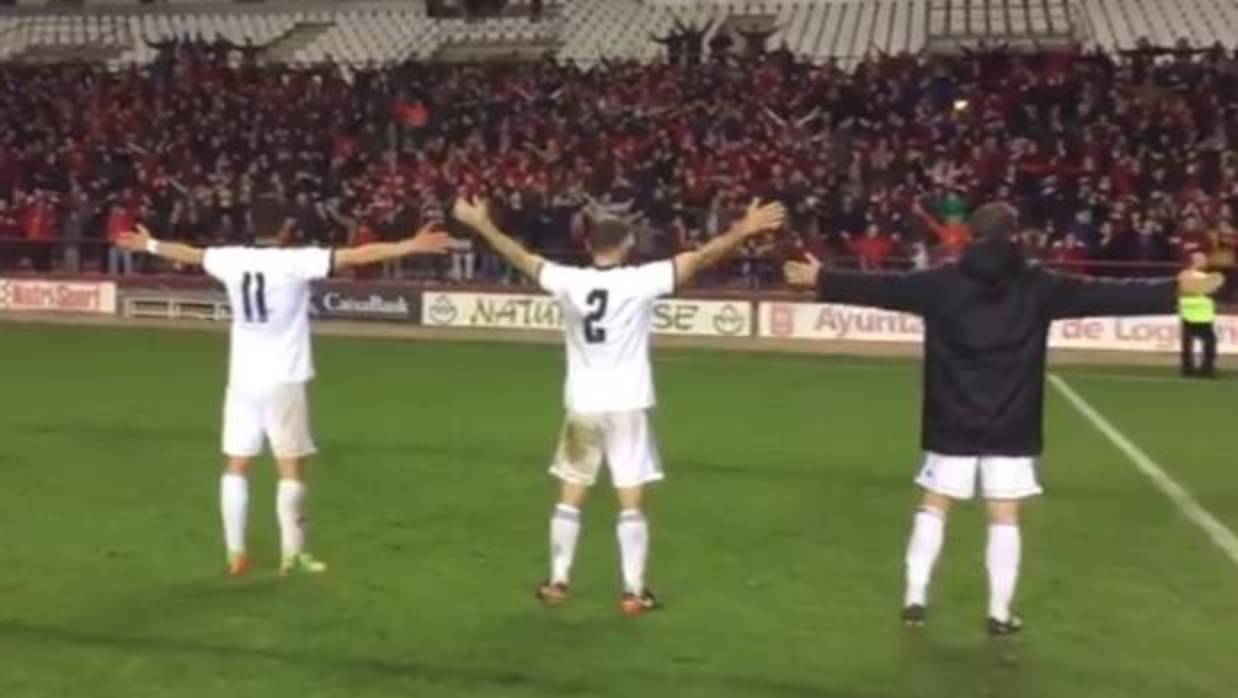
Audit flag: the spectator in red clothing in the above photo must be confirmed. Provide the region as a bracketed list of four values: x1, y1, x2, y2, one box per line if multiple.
[393, 98, 429, 129]
[106, 202, 138, 275]
[847, 223, 897, 270]
[913, 200, 971, 259]
[0, 44, 1232, 289]
[21, 191, 57, 272]
[347, 216, 380, 279]
[0, 197, 17, 268]
[1045, 231, 1090, 274]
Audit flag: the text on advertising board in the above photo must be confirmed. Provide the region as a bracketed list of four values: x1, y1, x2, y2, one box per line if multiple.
[759, 302, 1238, 354]
[310, 285, 420, 321]
[423, 292, 752, 337]
[0, 279, 117, 314]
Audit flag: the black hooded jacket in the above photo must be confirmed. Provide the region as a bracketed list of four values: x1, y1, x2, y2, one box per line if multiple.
[818, 237, 1177, 456]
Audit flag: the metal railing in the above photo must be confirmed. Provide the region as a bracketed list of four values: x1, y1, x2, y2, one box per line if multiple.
[2, 237, 1233, 302]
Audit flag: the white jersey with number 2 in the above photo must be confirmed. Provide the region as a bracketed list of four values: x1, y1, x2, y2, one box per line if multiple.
[203, 246, 333, 390]
[538, 260, 676, 414]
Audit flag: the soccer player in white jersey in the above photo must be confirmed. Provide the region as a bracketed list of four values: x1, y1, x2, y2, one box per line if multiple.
[115, 222, 459, 576]
[453, 196, 785, 615]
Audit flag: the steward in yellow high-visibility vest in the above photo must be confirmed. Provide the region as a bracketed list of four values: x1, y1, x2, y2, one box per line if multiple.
[1180, 251, 1219, 378]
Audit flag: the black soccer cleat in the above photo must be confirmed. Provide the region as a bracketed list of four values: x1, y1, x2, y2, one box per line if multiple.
[619, 589, 661, 617]
[986, 614, 1024, 637]
[901, 604, 927, 627]
[535, 580, 570, 608]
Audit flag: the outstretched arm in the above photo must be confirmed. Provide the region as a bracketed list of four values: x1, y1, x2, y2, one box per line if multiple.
[673, 199, 786, 287]
[120, 223, 459, 273]
[452, 197, 544, 279]
[116, 225, 206, 266]
[785, 253, 934, 315]
[1043, 270, 1223, 319]
[333, 224, 459, 270]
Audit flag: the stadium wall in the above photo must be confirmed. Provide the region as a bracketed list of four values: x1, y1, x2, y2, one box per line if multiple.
[2, 276, 1235, 359]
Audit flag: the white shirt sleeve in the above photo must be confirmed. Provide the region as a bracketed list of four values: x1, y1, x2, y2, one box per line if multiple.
[289, 247, 333, 281]
[538, 261, 571, 297]
[635, 260, 676, 299]
[202, 248, 239, 281]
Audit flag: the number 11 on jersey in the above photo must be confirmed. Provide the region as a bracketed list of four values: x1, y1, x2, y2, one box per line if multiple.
[241, 272, 269, 323]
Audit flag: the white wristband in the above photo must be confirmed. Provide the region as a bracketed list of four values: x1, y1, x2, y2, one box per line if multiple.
[145, 238, 161, 255]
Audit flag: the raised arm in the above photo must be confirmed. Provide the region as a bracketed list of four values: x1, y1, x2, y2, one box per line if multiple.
[1042, 270, 1223, 319]
[912, 201, 947, 239]
[332, 223, 459, 270]
[117, 225, 206, 266]
[452, 196, 544, 279]
[784, 253, 935, 315]
[673, 199, 785, 287]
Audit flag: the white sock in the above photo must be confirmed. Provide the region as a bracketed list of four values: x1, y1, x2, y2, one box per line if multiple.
[986, 523, 1021, 622]
[904, 508, 946, 607]
[549, 503, 581, 585]
[616, 509, 649, 595]
[277, 479, 307, 560]
[220, 473, 249, 556]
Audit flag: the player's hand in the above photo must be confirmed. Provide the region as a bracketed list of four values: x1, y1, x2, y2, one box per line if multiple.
[737, 198, 787, 237]
[784, 252, 822, 289]
[452, 196, 492, 230]
[116, 224, 153, 253]
[1177, 269, 1224, 296]
[408, 224, 463, 255]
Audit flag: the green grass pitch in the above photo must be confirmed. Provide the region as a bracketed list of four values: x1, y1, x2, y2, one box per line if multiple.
[1, 322, 1236, 698]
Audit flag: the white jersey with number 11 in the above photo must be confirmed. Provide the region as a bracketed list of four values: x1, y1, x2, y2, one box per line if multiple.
[203, 246, 333, 390]
[538, 260, 676, 414]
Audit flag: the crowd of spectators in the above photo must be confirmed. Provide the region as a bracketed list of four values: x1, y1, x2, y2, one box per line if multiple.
[0, 32, 1236, 290]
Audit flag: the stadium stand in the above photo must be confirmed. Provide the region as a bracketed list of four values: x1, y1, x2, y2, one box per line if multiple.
[0, 1, 1236, 66]
[0, 0, 1233, 291]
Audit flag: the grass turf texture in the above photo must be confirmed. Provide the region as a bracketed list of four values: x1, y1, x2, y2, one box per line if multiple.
[1, 322, 1236, 698]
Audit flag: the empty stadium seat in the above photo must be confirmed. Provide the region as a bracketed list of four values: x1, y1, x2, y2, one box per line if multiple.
[0, 0, 1232, 68]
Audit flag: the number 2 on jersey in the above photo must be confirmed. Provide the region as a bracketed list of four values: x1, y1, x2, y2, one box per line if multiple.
[241, 272, 269, 323]
[583, 289, 608, 343]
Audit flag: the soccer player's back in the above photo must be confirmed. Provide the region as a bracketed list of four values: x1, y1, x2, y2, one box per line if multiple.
[454, 196, 785, 614]
[206, 246, 326, 393]
[115, 222, 459, 576]
[204, 245, 333, 575]
[537, 253, 675, 614]
[543, 261, 673, 416]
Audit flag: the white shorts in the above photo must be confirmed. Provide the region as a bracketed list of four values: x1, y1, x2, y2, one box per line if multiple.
[915, 452, 1042, 500]
[222, 382, 317, 459]
[549, 410, 663, 489]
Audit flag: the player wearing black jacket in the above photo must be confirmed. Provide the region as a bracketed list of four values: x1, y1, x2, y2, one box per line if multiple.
[785, 202, 1224, 635]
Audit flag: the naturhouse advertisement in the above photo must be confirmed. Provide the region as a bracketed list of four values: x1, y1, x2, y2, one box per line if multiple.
[421, 292, 753, 337]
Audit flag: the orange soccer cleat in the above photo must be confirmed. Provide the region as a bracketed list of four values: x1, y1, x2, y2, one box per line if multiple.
[227, 553, 251, 577]
[619, 590, 660, 617]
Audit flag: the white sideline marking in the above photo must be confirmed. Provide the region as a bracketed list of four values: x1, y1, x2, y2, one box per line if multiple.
[1062, 373, 1187, 385]
[660, 353, 1211, 386]
[1049, 373, 1238, 567]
